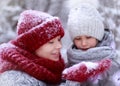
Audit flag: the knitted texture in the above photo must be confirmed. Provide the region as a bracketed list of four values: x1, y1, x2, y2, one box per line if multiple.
[0, 10, 65, 83]
[0, 70, 47, 86]
[0, 43, 65, 84]
[0, 10, 65, 84]
[62, 59, 111, 82]
[67, 3, 104, 41]
[13, 10, 64, 52]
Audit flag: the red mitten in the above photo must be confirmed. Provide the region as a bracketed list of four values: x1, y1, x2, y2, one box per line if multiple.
[62, 59, 111, 82]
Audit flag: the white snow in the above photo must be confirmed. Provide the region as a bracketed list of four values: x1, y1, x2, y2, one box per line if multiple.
[81, 62, 98, 72]
[62, 61, 98, 74]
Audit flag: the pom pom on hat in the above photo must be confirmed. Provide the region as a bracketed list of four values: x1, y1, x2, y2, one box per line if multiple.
[13, 10, 64, 52]
[67, 3, 104, 41]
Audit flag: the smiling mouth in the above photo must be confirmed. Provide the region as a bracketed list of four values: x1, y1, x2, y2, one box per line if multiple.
[52, 53, 60, 57]
[54, 53, 59, 56]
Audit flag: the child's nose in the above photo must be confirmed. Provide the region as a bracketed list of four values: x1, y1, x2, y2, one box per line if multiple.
[81, 39, 87, 46]
[56, 42, 62, 49]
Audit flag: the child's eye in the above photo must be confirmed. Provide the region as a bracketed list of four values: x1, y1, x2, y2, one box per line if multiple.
[75, 37, 81, 40]
[48, 41, 54, 44]
[87, 36, 91, 39]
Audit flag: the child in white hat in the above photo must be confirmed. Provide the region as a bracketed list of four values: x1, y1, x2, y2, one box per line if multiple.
[62, 3, 120, 86]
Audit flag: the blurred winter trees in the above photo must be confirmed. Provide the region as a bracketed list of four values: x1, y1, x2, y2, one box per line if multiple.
[0, 0, 120, 50]
[0, 0, 68, 43]
[99, 0, 120, 49]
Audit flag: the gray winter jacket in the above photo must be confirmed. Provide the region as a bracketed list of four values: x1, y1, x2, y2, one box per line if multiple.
[0, 70, 66, 86]
[0, 70, 47, 86]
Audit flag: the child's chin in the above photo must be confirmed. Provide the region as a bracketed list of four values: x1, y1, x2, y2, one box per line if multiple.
[50, 56, 59, 61]
[81, 48, 88, 51]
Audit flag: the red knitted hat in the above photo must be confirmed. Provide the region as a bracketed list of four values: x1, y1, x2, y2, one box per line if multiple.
[13, 10, 64, 52]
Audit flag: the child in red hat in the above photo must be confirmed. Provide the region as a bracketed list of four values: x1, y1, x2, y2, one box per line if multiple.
[0, 10, 65, 86]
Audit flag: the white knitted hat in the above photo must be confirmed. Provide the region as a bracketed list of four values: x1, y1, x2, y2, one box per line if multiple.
[67, 3, 104, 41]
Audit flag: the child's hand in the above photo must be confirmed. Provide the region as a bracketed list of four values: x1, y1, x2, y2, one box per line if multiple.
[62, 59, 111, 82]
[63, 63, 88, 82]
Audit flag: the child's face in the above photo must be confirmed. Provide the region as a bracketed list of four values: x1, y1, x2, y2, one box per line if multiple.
[73, 35, 98, 50]
[35, 36, 62, 61]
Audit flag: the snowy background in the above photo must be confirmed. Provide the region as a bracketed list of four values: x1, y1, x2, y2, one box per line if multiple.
[0, 0, 120, 62]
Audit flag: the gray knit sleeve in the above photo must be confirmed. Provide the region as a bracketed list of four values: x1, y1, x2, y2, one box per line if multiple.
[0, 70, 46, 86]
